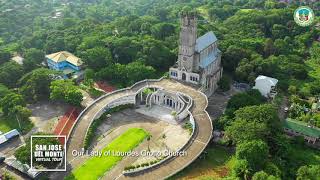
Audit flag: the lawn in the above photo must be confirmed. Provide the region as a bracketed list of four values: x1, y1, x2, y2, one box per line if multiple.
[71, 128, 149, 180]
[170, 145, 234, 180]
[0, 116, 33, 134]
[0, 119, 11, 133]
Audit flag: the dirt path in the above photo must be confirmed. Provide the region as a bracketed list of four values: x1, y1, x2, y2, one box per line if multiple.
[278, 96, 289, 120]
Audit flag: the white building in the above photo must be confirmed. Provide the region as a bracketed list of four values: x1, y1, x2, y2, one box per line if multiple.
[169, 12, 223, 96]
[253, 75, 278, 98]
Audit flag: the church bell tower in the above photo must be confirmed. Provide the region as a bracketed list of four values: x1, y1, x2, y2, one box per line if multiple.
[178, 12, 197, 72]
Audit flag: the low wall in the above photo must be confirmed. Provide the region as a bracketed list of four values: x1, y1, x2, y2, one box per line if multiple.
[176, 93, 193, 121]
[84, 94, 136, 145]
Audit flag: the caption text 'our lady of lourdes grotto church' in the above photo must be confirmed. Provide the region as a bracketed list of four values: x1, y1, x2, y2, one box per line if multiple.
[169, 11, 223, 96]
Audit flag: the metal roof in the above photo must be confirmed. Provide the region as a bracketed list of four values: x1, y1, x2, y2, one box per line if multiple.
[255, 75, 278, 86]
[199, 49, 221, 68]
[0, 135, 7, 144]
[284, 118, 320, 138]
[4, 129, 19, 139]
[195, 31, 217, 52]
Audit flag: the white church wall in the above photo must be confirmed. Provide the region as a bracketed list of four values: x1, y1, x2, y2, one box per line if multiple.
[169, 68, 200, 85]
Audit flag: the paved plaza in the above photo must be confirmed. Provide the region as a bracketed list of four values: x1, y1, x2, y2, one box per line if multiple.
[135, 105, 177, 124]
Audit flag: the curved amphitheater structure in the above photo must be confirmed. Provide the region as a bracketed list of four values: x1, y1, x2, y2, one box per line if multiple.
[66, 78, 213, 179]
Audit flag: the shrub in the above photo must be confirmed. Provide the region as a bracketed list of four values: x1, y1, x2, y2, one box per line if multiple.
[183, 122, 193, 134]
[218, 75, 231, 91]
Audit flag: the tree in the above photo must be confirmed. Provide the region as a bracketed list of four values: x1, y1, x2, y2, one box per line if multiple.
[222, 46, 250, 72]
[252, 171, 280, 180]
[19, 68, 61, 101]
[0, 83, 10, 100]
[96, 61, 156, 87]
[82, 47, 113, 70]
[218, 75, 231, 91]
[310, 42, 320, 61]
[151, 23, 176, 40]
[84, 68, 95, 81]
[141, 37, 176, 70]
[236, 140, 269, 172]
[264, 38, 275, 57]
[309, 81, 320, 95]
[226, 104, 282, 147]
[11, 105, 32, 122]
[296, 165, 320, 180]
[225, 91, 264, 117]
[77, 35, 105, 52]
[0, 51, 11, 65]
[232, 159, 251, 180]
[0, 61, 24, 88]
[0, 92, 26, 116]
[1, 171, 16, 180]
[23, 48, 45, 71]
[271, 24, 288, 39]
[226, 118, 269, 144]
[50, 80, 83, 107]
[65, 90, 83, 107]
[105, 36, 141, 64]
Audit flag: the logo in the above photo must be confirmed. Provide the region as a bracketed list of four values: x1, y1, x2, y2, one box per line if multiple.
[294, 6, 315, 27]
[31, 135, 66, 172]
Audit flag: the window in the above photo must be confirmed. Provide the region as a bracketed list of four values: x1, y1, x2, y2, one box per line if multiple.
[171, 71, 177, 77]
[190, 76, 198, 82]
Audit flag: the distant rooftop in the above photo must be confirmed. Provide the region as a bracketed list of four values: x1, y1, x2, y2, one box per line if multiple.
[255, 75, 278, 86]
[195, 31, 217, 52]
[46, 51, 83, 66]
[283, 118, 320, 138]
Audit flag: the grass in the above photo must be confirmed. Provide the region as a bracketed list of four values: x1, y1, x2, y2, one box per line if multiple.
[0, 119, 11, 133]
[71, 128, 148, 180]
[0, 116, 33, 134]
[84, 104, 134, 149]
[169, 145, 234, 180]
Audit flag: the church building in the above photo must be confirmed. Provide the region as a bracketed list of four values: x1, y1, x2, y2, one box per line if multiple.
[169, 12, 223, 96]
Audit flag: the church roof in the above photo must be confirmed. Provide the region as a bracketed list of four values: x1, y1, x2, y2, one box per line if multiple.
[195, 31, 217, 52]
[199, 49, 220, 68]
